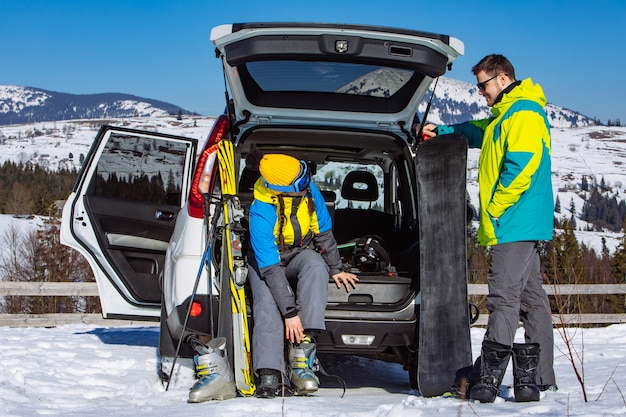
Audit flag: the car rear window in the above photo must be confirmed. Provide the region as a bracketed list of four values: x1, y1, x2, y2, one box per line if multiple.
[247, 61, 413, 98]
[239, 60, 422, 112]
[317, 162, 384, 211]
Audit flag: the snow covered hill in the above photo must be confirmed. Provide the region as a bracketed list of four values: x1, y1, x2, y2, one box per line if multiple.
[0, 115, 215, 171]
[0, 115, 625, 253]
[0, 85, 195, 125]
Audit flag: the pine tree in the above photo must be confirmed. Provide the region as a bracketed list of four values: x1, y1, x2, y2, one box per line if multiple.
[546, 219, 585, 314]
[466, 222, 489, 314]
[569, 198, 577, 229]
[466, 223, 489, 283]
[555, 195, 561, 214]
[611, 219, 626, 282]
[601, 237, 610, 259]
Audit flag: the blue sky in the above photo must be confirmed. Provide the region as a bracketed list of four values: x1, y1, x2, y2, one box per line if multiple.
[1, 0, 624, 124]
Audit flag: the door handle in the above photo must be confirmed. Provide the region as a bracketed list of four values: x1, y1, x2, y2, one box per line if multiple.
[155, 210, 175, 221]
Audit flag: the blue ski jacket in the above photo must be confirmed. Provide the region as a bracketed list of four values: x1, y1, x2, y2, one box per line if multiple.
[248, 179, 342, 317]
[437, 78, 554, 246]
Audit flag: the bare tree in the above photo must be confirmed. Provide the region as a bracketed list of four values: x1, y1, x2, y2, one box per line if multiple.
[0, 224, 29, 313]
[0, 218, 98, 315]
[6, 182, 35, 216]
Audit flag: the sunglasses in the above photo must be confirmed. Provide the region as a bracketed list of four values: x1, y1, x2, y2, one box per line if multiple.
[263, 160, 311, 193]
[476, 74, 498, 91]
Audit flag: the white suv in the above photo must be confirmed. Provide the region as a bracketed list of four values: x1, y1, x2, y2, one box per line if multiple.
[61, 22, 471, 396]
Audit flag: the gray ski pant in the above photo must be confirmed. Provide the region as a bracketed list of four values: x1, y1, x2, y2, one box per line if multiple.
[484, 241, 556, 386]
[248, 249, 329, 373]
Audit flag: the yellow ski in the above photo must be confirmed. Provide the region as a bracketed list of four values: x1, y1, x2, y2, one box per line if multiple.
[217, 139, 255, 396]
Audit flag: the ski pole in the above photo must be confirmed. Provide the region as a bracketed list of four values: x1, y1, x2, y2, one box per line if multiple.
[204, 193, 216, 339]
[415, 77, 439, 143]
[165, 242, 211, 391]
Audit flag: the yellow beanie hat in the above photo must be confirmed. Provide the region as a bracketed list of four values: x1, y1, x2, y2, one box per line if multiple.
[260, 154, 301, 186]
[259, 154, 310, 192]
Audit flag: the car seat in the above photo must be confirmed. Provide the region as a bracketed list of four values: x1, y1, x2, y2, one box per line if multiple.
[333, 171, 394, 244]
[340, 170, 378, 208]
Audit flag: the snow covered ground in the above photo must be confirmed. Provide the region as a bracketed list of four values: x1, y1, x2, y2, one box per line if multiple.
[1, 323, 625, 416]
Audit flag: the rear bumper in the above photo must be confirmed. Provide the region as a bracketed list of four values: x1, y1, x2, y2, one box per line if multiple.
[165, 294, 417, 355]
[318, 315, 417, 354]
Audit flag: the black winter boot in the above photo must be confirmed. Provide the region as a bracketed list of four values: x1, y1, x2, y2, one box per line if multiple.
[254, 368, 280, 399]
[254, 369, 293, 399]
[469, 340, 512, 403]
[512, 343, 541, 402]
[464, 356, 482, 397]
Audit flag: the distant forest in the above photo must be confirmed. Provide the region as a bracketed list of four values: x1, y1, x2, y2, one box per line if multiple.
[0, 161, 78, 216]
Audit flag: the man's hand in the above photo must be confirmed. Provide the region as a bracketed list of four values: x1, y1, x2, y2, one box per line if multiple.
[285, 315, 304, 343]
[331, 271, 359, 292]
[415, 123, 437, 141]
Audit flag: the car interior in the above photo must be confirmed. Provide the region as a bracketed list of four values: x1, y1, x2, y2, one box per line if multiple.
[231, 128, 420, 323]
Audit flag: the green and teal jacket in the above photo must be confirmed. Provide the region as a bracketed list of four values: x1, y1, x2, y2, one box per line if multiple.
[437, 78, 554, 246]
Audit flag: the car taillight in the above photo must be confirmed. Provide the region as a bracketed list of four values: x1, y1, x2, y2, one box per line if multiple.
[189, 301, 203, 317]
[188, 115, 230, 218]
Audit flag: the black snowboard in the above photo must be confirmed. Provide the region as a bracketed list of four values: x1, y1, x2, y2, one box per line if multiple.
[415, 134, 473, 397]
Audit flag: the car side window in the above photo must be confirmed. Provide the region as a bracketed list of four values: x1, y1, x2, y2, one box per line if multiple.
[94, 133, 190, 205]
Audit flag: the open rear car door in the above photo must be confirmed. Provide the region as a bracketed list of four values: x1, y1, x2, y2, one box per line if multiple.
[60, 125, 197, 320]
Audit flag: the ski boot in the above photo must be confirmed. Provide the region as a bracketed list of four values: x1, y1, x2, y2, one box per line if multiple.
[188, 337, 237, 403]
[288, 335, 319, 395]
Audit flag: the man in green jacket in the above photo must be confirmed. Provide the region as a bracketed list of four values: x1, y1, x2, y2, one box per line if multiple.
[420, 54, 557, 402]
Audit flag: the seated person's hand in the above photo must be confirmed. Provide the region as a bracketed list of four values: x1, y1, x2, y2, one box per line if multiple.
[285, 315, 304, 343]
[332, 271, 359, 292]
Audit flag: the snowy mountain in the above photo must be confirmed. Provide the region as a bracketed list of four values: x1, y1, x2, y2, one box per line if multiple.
[2, 76, 595, 128]
[0, 85, 195, 125]
[337, 67, 413, 97]
[417, 77, 595, 127]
